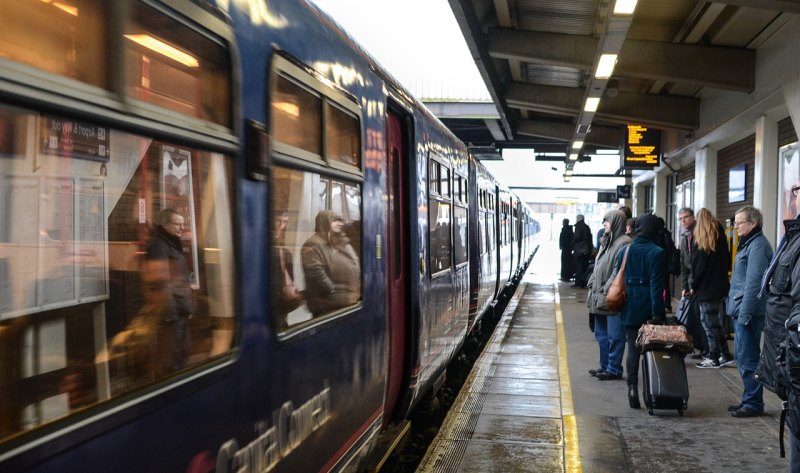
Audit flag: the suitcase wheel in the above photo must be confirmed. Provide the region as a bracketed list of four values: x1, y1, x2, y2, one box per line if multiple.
[647, 407, 654, 415]
[678, 408, 684, 416]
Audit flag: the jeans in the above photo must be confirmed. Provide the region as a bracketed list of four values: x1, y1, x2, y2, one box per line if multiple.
[791, 428, 800, 473]
[625, 326, 642, 387]
[698, 299, 731, 360]
[594, 314, 625, 375]
[734, 316, 764, 412]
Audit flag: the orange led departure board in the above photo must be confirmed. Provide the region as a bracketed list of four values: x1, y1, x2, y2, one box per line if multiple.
[622, 124, 660, 168]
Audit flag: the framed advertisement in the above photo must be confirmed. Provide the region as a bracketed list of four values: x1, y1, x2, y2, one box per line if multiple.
[778, 142, 800, 239]
[160, 145, 199, 289]
[728, 164, 746, 203]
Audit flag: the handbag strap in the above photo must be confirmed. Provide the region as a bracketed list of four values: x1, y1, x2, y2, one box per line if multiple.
[618, 245, 630, 273]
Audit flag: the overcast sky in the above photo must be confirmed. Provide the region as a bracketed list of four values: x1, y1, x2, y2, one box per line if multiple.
[309, 0, 625, 202]
[311, 0, 490, 101]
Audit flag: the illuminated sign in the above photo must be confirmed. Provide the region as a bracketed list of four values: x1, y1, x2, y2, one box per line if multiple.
[622, 124, 660, 168]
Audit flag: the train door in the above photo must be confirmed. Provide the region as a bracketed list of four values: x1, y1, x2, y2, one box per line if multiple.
[384, 109, 409, 422]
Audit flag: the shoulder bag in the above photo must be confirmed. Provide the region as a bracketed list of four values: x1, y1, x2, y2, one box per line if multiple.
[605, 246, 629, 312]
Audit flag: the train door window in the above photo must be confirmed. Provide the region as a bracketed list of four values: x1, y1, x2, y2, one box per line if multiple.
[429, 160, 440, 196]
[428, 154, 451, 275]
[0, 1, 107, 89]
[268, 55, 363, 333]
[125, 2, 232, 127]
[0, 105, 237, 443]
[453, 174, 468, 266]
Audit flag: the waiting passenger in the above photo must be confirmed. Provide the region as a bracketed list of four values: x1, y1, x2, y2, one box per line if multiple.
[616, 214, 666, 409]
[756, 183, 800, 466]
[559, 218, 574, 282]
[690, 208, 733, 369]
[272, 210, 303, 330]
[726, 206, 772, 417]
[302, 210, 360, 317]
[625, 217, 635, 236]
[586, 210, 631, 380]
[679, 207, 708, 359]
[144, 208, 195, 373]
[572, 214, 593, 288]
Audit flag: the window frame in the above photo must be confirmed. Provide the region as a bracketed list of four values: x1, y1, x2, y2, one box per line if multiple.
[428, 153, 453, 278]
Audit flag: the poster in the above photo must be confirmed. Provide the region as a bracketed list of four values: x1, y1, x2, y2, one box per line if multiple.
[161, 145, 199, 288]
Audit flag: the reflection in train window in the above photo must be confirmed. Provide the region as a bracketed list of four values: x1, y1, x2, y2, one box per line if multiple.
[271, 167, 362, 331]
[0, 105, 237, 443]
[273, 74, 323, 156]
[453, 205, 468, 266]
[326, 104, 360, 168]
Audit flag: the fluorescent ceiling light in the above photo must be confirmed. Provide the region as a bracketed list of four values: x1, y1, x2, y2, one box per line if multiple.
[565, 169, 573, 176]
[125, 34, 199, 68]
[584, 97, 600, 112]
[569, 153, 579, 161]
[595, 54, 618, 79]
[572, 140, 584, 149]
[564, 176, 572, 182]
[614, 0, 638, 15]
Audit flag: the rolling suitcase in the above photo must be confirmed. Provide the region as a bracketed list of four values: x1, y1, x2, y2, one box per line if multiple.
[641, 348, 689, 416]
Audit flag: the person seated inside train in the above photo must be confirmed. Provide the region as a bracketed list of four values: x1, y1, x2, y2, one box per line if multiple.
[301, 210, 360, 317]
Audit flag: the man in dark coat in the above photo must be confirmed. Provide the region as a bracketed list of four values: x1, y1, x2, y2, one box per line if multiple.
[572, 214, 593, 288]
[755, 183, 800, 467]
[559, 218, 574, 281]
[145, 208, 195, 373]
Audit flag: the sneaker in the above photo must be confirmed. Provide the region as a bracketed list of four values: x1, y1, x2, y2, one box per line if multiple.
[719, 356, 736, 367]
[690, 352, 708, 360]
[696, 357, 721, 369]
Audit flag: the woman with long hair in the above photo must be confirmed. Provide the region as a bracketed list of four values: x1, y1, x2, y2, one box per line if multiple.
[690, 208, 733, 368]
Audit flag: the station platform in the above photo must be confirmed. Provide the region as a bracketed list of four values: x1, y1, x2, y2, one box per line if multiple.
[418, 243, 790, 472]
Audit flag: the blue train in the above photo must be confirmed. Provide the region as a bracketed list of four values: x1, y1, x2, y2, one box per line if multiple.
[0, 1, 536, 471]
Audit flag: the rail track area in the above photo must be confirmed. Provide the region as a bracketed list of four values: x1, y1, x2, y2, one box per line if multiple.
[418, 271, 789, 472]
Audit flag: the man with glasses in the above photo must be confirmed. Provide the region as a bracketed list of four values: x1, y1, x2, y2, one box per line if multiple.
[756, 184, 800, 465]
[726, 206, 772, 417]
[145, 208, 195, 373]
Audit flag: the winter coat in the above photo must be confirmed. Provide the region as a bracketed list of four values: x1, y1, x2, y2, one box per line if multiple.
[615, 214, 666, 328]
[572, 220, 593, 256]
[145, 226, 195, 320]
[726, 228, 772, 325]
[586, 210, 631, 315]
[559, 225, 574, 251]
[679, 223, 695, 292]
[301, 210, 361, 317]
[755, 217, 800, 397]
[689, 222, 730, 302]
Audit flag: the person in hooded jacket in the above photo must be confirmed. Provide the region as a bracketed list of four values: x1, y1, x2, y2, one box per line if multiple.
[586, 210, 632, 380]
[615, 213, 667, 408]
[302, 210, 361, 317]
[690, 208, 733, 369]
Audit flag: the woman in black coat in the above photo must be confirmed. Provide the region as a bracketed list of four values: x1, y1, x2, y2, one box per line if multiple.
[559, 218, 574, 281]
[690, 208, 733, 369]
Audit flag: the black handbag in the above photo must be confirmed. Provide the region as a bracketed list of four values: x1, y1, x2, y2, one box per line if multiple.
[675, 296, 692, 326]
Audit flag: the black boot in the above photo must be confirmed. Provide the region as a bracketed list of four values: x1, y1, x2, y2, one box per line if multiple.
[628, 385, 640, 409]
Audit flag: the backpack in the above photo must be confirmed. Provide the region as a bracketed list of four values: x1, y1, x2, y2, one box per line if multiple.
[776, 313, 800, 457]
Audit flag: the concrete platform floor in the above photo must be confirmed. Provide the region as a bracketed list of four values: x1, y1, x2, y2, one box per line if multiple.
[419, 242, 788, 473]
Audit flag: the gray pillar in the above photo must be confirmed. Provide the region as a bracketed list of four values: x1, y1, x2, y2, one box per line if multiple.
[754, 115, 778, 248]
[695, 147, 717, 215]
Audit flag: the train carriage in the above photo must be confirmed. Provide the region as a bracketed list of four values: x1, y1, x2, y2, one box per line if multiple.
[0, 1, 535, 472]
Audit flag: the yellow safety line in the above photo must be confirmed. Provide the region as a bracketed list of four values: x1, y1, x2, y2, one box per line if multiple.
[554, 284, 581, 473]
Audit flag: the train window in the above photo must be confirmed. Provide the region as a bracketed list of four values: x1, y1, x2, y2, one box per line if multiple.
[0, 105, 237, 443]
[0, 1, 107, 89]
[270, 55, 362, 172]
[429, 160, 440, 196]
[271, 167, 362, 331]
[325, 103, 360, 168]
[273, 74, 323, 157]
[440, 166, 451, 198]
[453, 205, 468, 266]
[125, 2, 232, 127]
